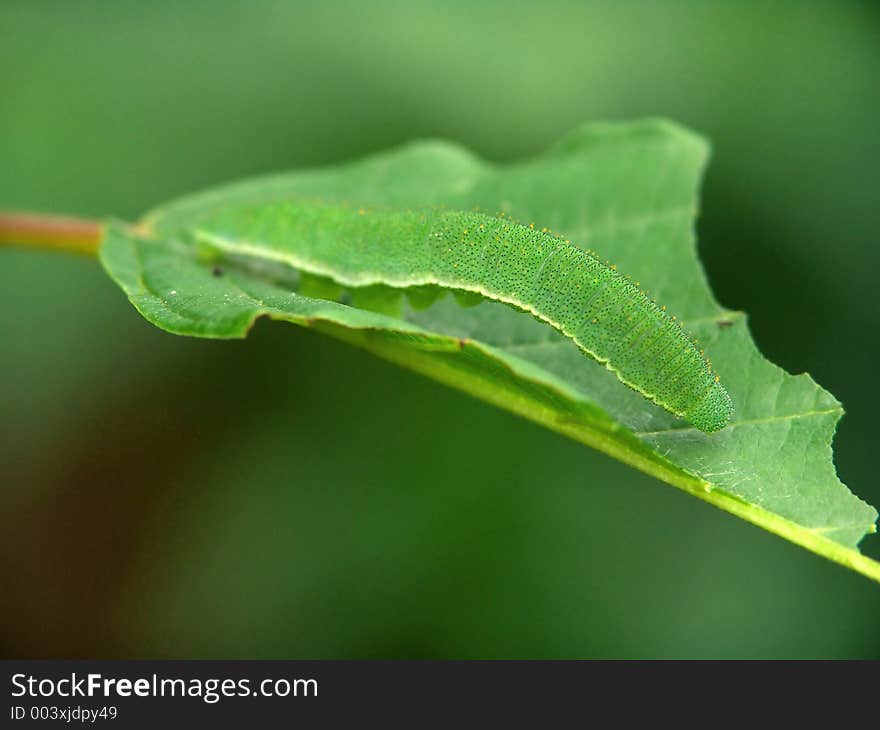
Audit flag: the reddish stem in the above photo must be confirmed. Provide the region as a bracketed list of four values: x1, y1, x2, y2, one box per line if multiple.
[0, 211, 104, 256]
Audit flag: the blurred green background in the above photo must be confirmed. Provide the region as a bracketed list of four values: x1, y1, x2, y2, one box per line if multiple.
[2, 0, 879, 658]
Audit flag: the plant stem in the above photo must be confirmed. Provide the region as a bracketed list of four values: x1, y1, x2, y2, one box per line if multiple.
[0, 211, 103, 256]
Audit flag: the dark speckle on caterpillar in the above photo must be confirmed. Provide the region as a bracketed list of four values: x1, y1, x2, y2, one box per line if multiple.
[195, 201, 733, 433]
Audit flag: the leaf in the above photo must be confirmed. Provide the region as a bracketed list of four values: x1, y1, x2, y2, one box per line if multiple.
[99, 119, 880, 582]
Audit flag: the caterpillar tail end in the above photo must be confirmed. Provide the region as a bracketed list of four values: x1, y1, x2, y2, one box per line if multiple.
[685, 381, 734, 434]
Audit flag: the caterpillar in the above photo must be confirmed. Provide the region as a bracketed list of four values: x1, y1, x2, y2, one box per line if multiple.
[194, 200, 733, 433]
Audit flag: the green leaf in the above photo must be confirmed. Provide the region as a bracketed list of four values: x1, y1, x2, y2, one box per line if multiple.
[99, 119, 880, 582]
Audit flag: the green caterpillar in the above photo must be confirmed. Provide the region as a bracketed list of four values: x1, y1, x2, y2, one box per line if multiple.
[194, 200, 733, 433]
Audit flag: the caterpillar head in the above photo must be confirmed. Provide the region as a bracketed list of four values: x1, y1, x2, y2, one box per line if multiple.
[685, 381, 733, 433]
